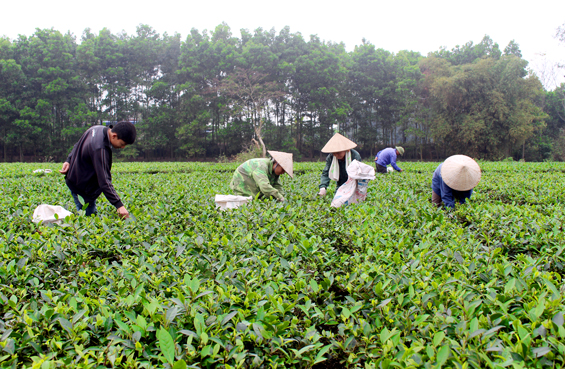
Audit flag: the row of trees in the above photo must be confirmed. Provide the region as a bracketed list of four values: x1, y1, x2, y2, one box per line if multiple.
[0, 23, 564, 162]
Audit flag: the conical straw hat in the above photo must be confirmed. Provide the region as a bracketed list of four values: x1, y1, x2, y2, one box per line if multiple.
[441, 155, 481, 191]
[321, 133, 357, 153]
[267, 150, 293, 178]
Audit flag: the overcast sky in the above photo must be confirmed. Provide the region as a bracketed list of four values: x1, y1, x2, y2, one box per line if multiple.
[3, 0, 565, 88]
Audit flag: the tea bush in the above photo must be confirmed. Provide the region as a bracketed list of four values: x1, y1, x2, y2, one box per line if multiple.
[0, 161, 564, 368]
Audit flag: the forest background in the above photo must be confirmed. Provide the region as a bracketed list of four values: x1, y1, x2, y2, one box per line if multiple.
[1, 23, 564, 162]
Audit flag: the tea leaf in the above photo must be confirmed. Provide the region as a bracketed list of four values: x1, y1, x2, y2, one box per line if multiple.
[158, 328, 175, 365]
[532, 347, 551, 358]
[436, 345, 450, 367]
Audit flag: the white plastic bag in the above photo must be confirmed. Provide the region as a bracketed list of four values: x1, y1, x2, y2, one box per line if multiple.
[331, 160, 375, 208]
[215, 195, 252, 210]
[346, 160, 375, 180]
[33, 169, 52, 173]
[330, 179, 357, 208]
[32, 204, 72, 224]
[387, 167, 394, 173]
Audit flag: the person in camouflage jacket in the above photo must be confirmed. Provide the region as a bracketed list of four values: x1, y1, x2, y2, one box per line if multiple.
[230, 151, 293, 202]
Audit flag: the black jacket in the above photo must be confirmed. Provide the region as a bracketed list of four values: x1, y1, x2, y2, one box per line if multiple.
[319, 149, 362, 188]
[65, 126, 123, 208]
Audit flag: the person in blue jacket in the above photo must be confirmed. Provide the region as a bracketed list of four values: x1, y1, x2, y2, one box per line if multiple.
[375, 146, 404, 173]
[432, 155, 481, 208]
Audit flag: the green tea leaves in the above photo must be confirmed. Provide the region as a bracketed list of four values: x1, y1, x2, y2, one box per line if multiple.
[157, 328, 175, 365]
[2, 162, 565, 367]
[553, 312, 564, 326]
[436, 345, 450, 367]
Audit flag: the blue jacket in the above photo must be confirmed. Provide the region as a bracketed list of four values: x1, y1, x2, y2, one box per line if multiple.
[432, 163, 473, 208]
[375, 148, 401, 171]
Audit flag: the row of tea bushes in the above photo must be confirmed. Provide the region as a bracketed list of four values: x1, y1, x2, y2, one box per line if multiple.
[0, 162, 563, 367]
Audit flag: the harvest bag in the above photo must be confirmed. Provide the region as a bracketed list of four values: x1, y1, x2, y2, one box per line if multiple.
[215, 195, 252, 210]
[32, 204, 72, 224]
[331, 160, 375, 208]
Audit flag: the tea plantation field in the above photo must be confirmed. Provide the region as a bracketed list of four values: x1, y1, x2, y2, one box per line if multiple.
[0, 161, 564, 368]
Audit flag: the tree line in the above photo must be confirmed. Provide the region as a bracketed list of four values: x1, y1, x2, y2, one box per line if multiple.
[0, 23, 564, 162]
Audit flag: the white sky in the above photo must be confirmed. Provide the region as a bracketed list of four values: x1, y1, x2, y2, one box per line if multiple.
[2, 0, 565, 89]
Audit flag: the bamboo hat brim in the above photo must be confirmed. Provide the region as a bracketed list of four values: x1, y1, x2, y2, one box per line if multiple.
[321, 133, 357, 153]
[441, 155, 481, 191]
[268, 150, 293, 178]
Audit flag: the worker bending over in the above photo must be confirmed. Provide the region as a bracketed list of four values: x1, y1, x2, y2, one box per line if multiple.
[374, 146, 404, 173]
[230, 150, 293, 202]
[432, 155, 481, 208]
[318, 133, 361, 196]
[60, 121, 136, 218]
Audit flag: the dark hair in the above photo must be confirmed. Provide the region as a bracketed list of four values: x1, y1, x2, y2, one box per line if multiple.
[112, 121, 137, 144]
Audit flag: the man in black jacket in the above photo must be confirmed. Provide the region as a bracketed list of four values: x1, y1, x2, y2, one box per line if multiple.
[59, 121, 136, 218]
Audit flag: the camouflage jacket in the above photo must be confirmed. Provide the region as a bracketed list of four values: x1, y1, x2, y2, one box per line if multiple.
[230, 158, 283, 200]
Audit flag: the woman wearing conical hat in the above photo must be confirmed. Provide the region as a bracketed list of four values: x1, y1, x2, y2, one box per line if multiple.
[317, 133, 362, 197]
[432, 155, 481, 208]
[230, 150, 293, 202]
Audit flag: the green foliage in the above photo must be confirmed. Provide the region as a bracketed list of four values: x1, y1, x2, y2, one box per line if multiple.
[1, 25, 562, 162]
[420, 54, 547, 159]
[233, 144, 263, 163]
[0, 161, 564, 367]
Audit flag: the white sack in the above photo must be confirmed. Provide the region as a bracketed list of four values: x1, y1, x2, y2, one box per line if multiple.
[33, 169, 53, 173]
[330, 179, 357, 208]
[331, 160, 375, 208]
[32, 204, 72, 224]
[387, 167, 394, 173]
[215, 195, 252, 210]
[346, 160, 375, 180]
